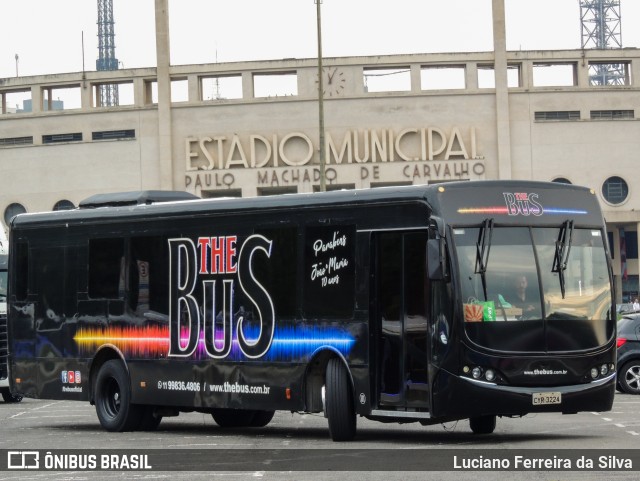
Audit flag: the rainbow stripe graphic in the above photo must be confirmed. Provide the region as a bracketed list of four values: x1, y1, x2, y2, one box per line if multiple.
[74, 324, 355, 361]
[457, 206, 587, 215]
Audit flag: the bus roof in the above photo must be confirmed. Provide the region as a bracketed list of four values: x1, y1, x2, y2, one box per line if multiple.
[11, 184, 438, 229]
[9, 180, 604, 230]
[428, 180, 604, 227]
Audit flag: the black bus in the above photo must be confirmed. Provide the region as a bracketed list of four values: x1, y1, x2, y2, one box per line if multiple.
[7, 181, 615, 440]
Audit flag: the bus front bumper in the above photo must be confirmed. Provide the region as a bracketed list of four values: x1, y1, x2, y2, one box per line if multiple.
[431, 370, 616, 420]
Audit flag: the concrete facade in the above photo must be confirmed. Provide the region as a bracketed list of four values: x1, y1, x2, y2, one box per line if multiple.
[1, 1, 640, 300]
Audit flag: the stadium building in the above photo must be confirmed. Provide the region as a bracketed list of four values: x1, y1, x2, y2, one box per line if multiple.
[1, 1, 639, 300]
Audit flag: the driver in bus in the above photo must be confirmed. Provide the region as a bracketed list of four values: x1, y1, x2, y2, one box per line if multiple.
[509, 275, 539, 318]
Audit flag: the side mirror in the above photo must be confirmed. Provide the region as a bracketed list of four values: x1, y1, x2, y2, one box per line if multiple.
[427, 238, 444, 280]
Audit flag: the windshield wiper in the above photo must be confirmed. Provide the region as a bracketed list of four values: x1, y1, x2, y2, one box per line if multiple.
[475, 218, 494, 301]
[552, 220, 574, 299]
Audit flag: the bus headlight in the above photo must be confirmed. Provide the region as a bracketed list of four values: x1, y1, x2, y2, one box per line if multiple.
[471, 367, 483, 379]
[590, 367, 599, 379]
[484, 369, 496, 382]
[600, 364, 609, 376]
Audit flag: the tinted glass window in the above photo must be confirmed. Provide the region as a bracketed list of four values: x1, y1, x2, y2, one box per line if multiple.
[253, 227, 298, 318]
[88, 238, 125, 299]
[32, 247, 66, 321]
[131, 236, 169, 315]
[13, 242, 29, 301]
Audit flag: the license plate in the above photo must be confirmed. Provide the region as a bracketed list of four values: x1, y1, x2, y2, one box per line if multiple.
[532, 392, 561, 405]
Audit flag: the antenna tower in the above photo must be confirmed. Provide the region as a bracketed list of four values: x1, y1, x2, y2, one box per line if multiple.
[96, 0, 119, 106]
[580, 0, 624, 85]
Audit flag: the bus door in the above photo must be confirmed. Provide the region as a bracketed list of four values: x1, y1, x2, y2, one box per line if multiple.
[375, 231, 430, 409]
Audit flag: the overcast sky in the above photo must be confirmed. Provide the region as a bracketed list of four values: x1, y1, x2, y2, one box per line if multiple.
[1, 0, 640, 78]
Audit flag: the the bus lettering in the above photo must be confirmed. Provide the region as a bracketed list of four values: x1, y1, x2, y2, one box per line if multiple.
[170, 235, 275, 359]
[236, 235, 275, 359]
[202, 279, 233, 358]
[168, 238, 201, 357]
[503, 192, 544, 216]
[197, 235, 237, 274]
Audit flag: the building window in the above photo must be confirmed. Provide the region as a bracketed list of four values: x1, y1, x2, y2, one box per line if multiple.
[621, 275, 639, 303]
[253, 72, 298, 98]
[4, 202, 26, 226]
[607, 231, 614, 260]
[0, 136, 33, 146]
[534, 111, 580, 121]
[626, 231, 638, 260]
[53, 200, 75, 211]
[420, 65, 466, 90]
[532, 62, 577, 87]
[590, 110, 634, 120]
[588, 61, 631, 87]
[313, 183, 355, 193]
[42, 133, 82, 144]
[552, 177, 572, 184]
[602, 176, 629, 205]
[92, 129, 135, 141]
[257, 186, 297, 196]
[201, 189, 242, 199]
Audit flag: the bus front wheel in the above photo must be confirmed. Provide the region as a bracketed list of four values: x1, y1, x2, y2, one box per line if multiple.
[325, 358, 356, 441]
[94, 360, 141, 432]
[469, 415, 496, 435]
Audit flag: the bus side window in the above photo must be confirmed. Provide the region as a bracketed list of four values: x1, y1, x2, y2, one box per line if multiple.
[252, 227, 298, 319]
[13, 242, 29, 301]
[31, 247, 66, 322]
[130, 236, 168, 315]
[88, 239, 125, 299]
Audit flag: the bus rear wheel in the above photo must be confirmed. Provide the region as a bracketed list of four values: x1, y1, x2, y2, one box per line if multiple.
[249, 410, 275, 427]
[469, 415, 496, 434]
[1, 388, 23, 403]
[325, 358, 356, 441]
[94, 360, 141, 432]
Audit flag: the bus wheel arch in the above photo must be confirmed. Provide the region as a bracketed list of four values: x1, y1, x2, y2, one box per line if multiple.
[88, 345, 127, 405]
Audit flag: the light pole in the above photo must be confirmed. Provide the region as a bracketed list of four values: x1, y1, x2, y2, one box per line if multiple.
[315, 0, 326, 192]
[15, 54, 19, 77]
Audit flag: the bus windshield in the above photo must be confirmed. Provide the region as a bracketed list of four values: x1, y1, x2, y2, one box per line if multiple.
[454, 226, 613, 352]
